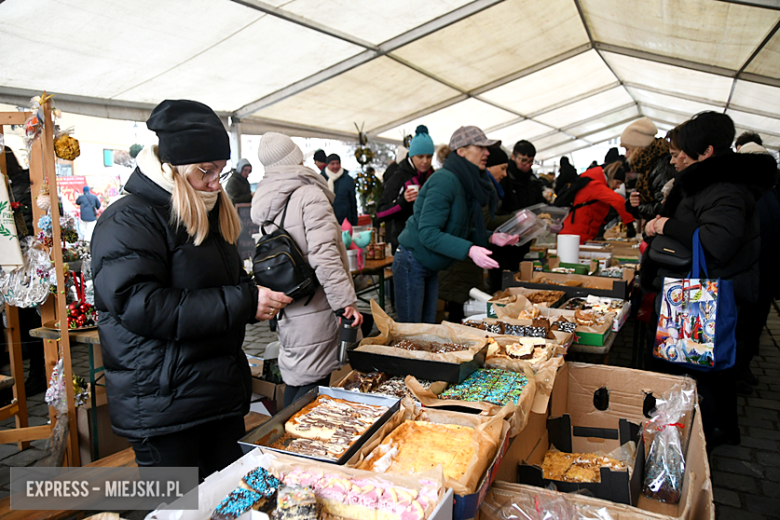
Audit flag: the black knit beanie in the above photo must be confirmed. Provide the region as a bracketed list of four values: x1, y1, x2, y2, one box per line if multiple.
[146, 99, 230, 165]
[485, 145, 508, 168]
[313, 149, 327, 162]
[326, 153, 341, 164]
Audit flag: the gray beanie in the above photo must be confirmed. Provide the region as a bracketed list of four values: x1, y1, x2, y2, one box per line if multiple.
[257, 132, 304, 167]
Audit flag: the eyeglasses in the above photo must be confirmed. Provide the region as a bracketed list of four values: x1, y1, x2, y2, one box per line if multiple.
[196, 165, 231, 183]
[517, 157, 534, 166]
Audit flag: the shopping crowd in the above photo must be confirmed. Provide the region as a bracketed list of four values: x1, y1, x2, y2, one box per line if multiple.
[81, 98, 777, 477]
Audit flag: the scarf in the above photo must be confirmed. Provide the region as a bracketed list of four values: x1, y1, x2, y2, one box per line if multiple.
[489, 173, 505, 199]
[136, 146, 219, 210]
[443, 153, 498, 242]
[324, 167, 345, 193]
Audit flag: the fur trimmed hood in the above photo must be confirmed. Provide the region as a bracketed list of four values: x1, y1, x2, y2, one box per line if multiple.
[677, 152, 778, 199]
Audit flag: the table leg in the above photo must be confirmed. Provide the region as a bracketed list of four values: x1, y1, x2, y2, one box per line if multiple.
[88, 345, 99, 461]
[378, 270, 385, 310]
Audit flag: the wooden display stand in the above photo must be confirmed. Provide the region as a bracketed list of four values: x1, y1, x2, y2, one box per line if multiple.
[0, 102, 81, 466]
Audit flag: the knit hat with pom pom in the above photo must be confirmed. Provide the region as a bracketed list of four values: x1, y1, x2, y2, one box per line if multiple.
[408, 125, 434, 157]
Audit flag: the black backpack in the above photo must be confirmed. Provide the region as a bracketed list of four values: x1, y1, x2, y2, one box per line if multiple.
[253, 193, 318, 306]
[554, 176, 597, 224]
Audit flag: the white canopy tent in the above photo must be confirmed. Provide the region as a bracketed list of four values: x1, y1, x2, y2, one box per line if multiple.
[1, 0, 779, 161]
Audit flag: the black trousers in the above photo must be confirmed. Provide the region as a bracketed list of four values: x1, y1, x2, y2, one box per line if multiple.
[128, 416, 245, 481]
[283, 375, 331, 408]
[735, 294, 773, 372]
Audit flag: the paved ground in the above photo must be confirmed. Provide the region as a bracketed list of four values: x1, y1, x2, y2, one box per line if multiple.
[0, 289, 778, 518]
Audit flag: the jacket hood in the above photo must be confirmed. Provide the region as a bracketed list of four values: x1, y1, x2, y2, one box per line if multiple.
[678, 152, 778, 199]
[236, 158, 252, 174]
[253, 164, 334, 221]
[582, 166, 608, 186]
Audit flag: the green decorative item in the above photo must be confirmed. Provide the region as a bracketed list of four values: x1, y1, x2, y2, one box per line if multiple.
[129, 143, 143, 159]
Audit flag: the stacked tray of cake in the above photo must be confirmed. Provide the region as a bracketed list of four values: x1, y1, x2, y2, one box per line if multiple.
[238, 387, 400, 465]
[348, 302, 490, 383]
[405, 365, 536, 437]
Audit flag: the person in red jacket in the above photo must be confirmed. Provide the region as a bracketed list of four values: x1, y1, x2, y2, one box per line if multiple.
[559, 165, 636, 243]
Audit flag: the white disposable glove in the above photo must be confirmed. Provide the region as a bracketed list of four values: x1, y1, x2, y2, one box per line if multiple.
[468, 246, 500, 269]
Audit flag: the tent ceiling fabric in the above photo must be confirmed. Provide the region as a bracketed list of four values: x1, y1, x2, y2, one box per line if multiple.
[1, 0, 779, 159]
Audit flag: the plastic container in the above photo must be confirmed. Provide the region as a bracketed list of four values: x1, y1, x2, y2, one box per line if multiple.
[523, 203, 570, 233]
[495, 209, 539, 236]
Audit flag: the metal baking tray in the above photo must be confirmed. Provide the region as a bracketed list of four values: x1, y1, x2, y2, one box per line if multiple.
[237, 386, 400, 464]
[347, 344, 488, 384]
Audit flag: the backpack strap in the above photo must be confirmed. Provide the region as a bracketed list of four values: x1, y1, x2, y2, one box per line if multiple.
[568, 199, 598, 224]
[260, 193, 295, 235]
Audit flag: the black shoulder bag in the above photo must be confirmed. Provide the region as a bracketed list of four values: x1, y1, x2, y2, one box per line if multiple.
[648, 235, 692, 269]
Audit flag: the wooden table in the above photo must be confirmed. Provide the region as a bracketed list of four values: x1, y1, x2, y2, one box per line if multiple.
[29, 328, 103, 460]
[351, 256, 393, 310]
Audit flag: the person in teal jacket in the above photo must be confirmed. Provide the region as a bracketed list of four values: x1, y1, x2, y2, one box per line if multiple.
[394, 126, 520, 323]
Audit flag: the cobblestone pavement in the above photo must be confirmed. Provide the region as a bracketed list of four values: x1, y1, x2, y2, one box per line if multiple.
[1, 290, 777, 519]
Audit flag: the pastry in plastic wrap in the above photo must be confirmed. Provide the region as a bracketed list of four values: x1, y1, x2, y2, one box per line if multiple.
[541, 450, 626, 483]
[273, 485, 318, 520]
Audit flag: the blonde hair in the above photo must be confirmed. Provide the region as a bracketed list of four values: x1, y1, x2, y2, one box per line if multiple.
[170, 165, 242, 246]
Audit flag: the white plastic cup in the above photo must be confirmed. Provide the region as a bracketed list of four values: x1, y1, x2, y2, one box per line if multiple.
[406, 184, 420, 196]
[557, 234, 580, 264]
[347, 250, 359, 271]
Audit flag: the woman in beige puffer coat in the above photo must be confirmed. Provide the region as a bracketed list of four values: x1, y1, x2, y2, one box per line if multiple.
[251, 133, 363, 406]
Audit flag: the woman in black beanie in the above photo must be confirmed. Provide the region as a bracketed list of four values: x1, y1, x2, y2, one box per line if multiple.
[91, 99, 292, 478]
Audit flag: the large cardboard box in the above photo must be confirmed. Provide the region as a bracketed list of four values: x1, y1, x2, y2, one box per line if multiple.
[77, 386, 131, 465]
[503, 262, 629, 299]
[499, 362, 714, 520]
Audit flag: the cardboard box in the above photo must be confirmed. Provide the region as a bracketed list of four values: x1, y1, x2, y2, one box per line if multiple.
[247, 349, 286, 415]
[517, 414, 644, 505]
[561, 296, 632, 332]
[349, 407, 511, 520]
[486, 483, 663, 520]
[503, 262, 629, 299]
[148, 448, 455, 520]
[501, 362, 714, 520]
[538, 307, 614, 347]
[77, 386, 131, 465]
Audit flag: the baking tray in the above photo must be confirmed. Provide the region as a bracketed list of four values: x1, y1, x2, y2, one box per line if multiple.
[237, 386, 400, 464]
[347, 344, 488, 384]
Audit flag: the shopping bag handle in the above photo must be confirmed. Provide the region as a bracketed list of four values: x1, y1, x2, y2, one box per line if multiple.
[691, 228, 709, 279]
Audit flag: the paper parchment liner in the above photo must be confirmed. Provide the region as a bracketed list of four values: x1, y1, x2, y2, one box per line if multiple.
[347, 399, 508, 496]
[490, 288, 565, 308]
[467, 313, 573, 347]
[266, 449, 446, 520]
[405, 365, 535, 438]
[357, 301, 490, 363]
[493, 301, 615, 340]
[484, 336, 565, 415]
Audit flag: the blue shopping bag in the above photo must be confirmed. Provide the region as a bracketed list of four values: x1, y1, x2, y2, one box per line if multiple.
[653, 229, 737, 371]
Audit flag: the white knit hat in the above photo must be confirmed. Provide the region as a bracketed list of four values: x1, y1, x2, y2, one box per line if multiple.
[257, 132, 304, 167]
[620, 117, 658, 148]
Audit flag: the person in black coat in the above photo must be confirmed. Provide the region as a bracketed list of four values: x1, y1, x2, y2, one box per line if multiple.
[91, 100, 292, 478]
[320, 154, 358, 226]
[498, 140, 545, 215]
[554, 156, 578, 195]
[643, 112, 777, 449]
[733, 142, 780, 394]
[376, 126, 434, 253]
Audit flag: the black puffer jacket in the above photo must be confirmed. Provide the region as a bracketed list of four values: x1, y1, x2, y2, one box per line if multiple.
[91, 169, 258, 439]
[653, 152, 778, 305]
[498, 161, 545, 214]
[376, 157, 433, 252]
[626, 154, 676, 220]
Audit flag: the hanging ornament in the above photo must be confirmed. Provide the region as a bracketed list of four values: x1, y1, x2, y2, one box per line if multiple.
[23, 92, 53, 151]
[54, 128, 80, 161]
